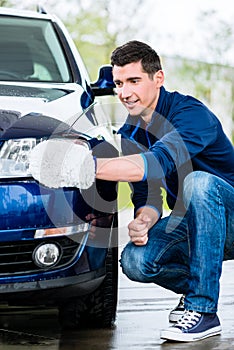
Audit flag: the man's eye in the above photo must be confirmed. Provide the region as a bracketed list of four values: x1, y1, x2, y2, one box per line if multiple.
[115, 82, 122, 87]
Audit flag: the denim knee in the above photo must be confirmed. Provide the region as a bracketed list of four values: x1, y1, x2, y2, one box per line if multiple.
[120, 242, 155, 283]
[183, 171, 216, 209]
[120, 240, 190, 293]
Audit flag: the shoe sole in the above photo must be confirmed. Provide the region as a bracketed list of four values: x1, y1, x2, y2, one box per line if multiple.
[160, 325, 222, 342]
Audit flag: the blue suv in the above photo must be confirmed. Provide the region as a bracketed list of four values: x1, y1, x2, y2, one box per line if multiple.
[0, 6, 118, 329]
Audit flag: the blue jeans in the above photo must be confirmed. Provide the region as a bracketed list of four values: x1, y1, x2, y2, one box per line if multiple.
[120, 171, 234, 313]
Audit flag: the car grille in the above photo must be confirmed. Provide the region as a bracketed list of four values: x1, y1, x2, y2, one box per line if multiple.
[0, 236, 82, 276]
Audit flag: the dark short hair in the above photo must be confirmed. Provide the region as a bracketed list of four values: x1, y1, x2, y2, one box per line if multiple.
[110, 40, 162, 77]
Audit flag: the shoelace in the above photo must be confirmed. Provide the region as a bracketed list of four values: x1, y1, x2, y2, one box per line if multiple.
[176, 310, 202, 330]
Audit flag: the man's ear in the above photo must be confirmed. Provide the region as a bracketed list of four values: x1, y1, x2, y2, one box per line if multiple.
[154, 70, 164, 87]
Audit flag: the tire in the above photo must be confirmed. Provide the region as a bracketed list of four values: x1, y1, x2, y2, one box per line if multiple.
[59, 245, 118, 330]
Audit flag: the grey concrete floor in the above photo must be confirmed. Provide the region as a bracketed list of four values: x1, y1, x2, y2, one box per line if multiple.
[0, 208, 233, 349]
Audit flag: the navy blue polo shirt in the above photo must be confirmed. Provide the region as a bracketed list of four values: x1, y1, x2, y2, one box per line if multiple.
[118, 86, 234, 216]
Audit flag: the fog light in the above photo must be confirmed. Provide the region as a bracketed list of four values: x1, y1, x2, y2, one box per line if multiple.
[33, 243, 60, 268]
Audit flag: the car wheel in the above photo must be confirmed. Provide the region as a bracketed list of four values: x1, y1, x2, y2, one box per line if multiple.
[58, 245, 118, 330]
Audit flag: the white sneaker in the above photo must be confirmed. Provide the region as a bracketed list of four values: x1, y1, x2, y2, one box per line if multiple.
[169, 295, 185, 322]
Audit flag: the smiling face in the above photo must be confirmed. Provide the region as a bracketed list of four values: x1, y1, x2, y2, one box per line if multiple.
[113, 61, 164, 123]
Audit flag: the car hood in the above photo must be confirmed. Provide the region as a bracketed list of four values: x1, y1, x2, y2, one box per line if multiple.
[0, 82, 91, 126]
[0, 82, 115, 143]
[0, 111, 75, 140]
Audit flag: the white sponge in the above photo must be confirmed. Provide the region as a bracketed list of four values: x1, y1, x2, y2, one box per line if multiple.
[29, 139, 95, 189]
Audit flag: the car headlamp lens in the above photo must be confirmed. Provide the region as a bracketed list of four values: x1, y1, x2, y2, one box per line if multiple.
[0, 138, 37, 178]
[0, 137, 89, 179]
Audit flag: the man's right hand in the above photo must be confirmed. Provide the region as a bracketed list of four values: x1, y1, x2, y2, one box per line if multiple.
[128, 213, 152, 246]
[128, 206, 159, 246]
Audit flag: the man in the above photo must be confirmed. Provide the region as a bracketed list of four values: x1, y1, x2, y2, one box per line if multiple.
[30, 40, 234, 342]
[96, 40, 234, 342]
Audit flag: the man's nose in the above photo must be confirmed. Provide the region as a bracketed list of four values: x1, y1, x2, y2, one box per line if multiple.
[120, 84, 132, 98]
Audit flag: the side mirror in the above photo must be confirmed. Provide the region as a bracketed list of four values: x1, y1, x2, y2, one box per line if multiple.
[91, 65, 116, 96]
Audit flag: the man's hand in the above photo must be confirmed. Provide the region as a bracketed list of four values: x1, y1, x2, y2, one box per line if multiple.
[128, 213, 152, 245]
[128, 207, 159, 246]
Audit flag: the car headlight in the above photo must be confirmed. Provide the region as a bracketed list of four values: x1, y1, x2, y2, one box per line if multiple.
[0, 137, 90, 179]
[0, 138, 40, 178]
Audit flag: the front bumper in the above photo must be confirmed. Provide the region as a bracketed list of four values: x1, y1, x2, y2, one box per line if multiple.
[0, 268, 106, 306]
[0, 179, 90, 232]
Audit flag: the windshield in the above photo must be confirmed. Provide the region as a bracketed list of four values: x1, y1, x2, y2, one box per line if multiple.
[0, 16, 72, 83]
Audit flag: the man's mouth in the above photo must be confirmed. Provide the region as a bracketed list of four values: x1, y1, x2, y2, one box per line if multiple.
[123, 99, 139, 108]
